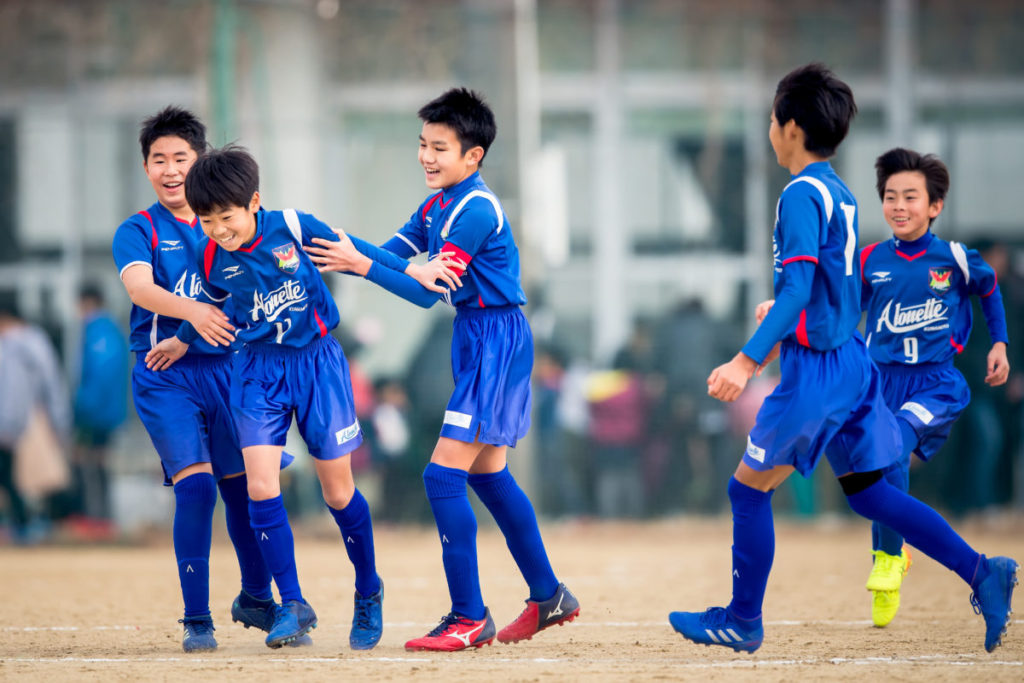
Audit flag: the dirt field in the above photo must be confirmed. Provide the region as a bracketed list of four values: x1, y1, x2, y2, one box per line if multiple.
[2, 516, 1023, 681]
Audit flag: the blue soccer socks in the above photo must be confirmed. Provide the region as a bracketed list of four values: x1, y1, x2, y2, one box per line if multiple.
[726, 476, 775, 621]
[846, 479, 980, 586]
[172, 473, 217, 620]
[469, 466, 559, 602]
[218, 474, 273, 601]
[327, 489, 381, 599]
[249, 495, 304, 604]
[872, 459, 910, 556]
[423, 463, 485, 620]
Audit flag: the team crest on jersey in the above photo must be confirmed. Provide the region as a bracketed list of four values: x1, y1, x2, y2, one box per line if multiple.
[272, 244, 300, 274]
[928, 267, 952, 294]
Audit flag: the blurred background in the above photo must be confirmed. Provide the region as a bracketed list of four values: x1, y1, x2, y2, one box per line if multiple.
[0, 0, 1022, 543]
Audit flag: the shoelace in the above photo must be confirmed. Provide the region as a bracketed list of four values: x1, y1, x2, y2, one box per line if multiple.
[353, 595, 378, 629]
[179, 618, 215, 635]
[698, 607, 731, 627]
[970, 593, 982, 616]
[427, 613, 468, 637]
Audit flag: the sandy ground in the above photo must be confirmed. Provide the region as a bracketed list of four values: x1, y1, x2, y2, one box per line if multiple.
[2, 516, 1023, 681]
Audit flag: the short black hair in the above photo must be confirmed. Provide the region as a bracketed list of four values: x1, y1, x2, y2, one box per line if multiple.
[184, 145, 260, 216]
[874, 147, 950, 205]
[773, 63, 857, 158]
[418, 88, 497, 163]
[0, 287, 19, 319]
[139, 106, 207, 161]
[79, 282, 105, 306]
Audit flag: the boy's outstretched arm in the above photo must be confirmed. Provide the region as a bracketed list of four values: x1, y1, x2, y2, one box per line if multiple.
[121, 264, 235, 347]
[305, 229, 462, 308]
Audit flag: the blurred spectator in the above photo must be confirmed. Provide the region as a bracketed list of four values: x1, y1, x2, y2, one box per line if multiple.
[586, 345, 648, 518]
[60, 284, 128, 538]
[532, 344, 586, 519]
[367, 377, 429, 523]
[0, 289, 71, 544]
[650, 299, 732, 513]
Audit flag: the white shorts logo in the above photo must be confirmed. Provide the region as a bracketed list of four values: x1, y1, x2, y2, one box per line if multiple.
[899, 401, 935, 425]
[745, 435, 766, 463]
[443, 410, 473, 429]
[335, 419, 361, 445]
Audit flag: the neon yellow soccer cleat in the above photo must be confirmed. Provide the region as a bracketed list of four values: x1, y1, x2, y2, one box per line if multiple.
[866, 547, 912, 627]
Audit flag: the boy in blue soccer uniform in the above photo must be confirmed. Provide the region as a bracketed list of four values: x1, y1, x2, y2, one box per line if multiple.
[112, 107, 302, 651]
[859, 148, 1010, 626]
[149, 146, 385, 650]
[667, 64, 1017, 654]
[305, 88, 580, 651]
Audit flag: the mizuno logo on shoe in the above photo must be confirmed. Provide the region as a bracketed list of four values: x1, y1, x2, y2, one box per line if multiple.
[448, 620, 485, 647]
[546, 591, 566, 621]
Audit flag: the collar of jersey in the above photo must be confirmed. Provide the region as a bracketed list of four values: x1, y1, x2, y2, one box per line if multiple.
[152, 200, 199, 228]
[792, 160, 831, 179]
[441, 171, 482, 200]
[234, 207, 265, 253]
[893, 229, 934, 257]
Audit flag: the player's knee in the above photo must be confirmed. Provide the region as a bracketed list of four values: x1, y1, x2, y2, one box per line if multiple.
[320, 479, 355, 510]
[838, 469, 883, 497]
[246, 475, 282, 502]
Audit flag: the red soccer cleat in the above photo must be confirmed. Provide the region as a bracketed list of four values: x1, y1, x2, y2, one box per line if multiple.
[405, 609, 496, 652]
[497, 583, 580, 643]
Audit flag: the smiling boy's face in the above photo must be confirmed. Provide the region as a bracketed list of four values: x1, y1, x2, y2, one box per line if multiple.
[198, 192, 261, 251]
[145, 135, 199, 216]
[418, 122, 483, 191]
[882, 171, 942, 242]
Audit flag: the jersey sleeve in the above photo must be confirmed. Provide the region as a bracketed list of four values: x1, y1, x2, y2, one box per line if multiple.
[383, 207, 429, 257]
[112, 216, 154, 279]
[965, 249, 1009, 344]
[776, 183, 825, 266]
[965, 248, 998, 298]
[741, 260, 815, 363]
[444, 194, 502, 258]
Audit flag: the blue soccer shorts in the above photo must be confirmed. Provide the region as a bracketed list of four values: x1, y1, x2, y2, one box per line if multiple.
[231, 335, 362, 460]
[132, 352, 244, 485]
[443, 305, 533, 448]
[744, 336, 902, 478]
[877, 361, 970, 462]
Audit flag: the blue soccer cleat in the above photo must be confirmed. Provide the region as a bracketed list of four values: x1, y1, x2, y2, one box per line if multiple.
[266, 599, 318, 649]
[231, 591, 277, 632]
[232, 591, 313, 647]
[349, 579, 384, 650]
[669, 607, 763, 654]
[970, 556, 1019, 652]
[180, 617, 217, 652]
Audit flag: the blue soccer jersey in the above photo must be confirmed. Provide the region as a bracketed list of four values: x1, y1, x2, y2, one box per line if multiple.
[861, 233, 1007, 365]
[112, 201, 229, 356]
[774, 162, 860, 350]
[380, 171, 527, 309]
[191, 208, 342, 347]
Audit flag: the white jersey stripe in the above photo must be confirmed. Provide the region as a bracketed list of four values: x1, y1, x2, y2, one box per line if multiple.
[119, 261, 152, 280]
[282, 208, 303, 243]
[786, 176, 834, 223]
[443, 190, 504, 237]
[394, 232, 422, 255]
[950, 241, 970, 284]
